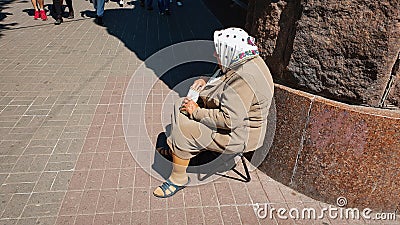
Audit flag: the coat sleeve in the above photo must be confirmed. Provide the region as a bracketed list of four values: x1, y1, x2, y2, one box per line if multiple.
[191, 73, 254, 130]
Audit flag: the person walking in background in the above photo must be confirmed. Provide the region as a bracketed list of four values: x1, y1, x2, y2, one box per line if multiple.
[31, 0, 47, 20]
[140, 0, 153, 10]
[170, 0, 182, 6]
[53, 0, 74, 25]
[93, 0, 105, 25]
[158, 0, 170, 15]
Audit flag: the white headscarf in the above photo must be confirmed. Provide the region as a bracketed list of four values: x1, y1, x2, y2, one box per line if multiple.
[213, 27, 259, 72]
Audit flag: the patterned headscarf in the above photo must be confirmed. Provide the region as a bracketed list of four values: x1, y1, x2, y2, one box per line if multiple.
[213, 27, 259, 72]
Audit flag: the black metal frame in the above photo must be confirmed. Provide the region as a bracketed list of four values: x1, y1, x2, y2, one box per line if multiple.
[197, 153, 251, 182]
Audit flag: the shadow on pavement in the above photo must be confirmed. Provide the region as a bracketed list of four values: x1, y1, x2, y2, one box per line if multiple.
[102, 0, 222, 93]
[0, 0, 19, 37]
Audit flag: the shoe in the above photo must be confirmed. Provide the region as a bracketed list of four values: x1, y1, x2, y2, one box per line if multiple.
[176, 1, 182, 6]
[33, 10, 40, 20]
[119, 0, 123, 6]
[67, 11, 74, 19]
[159, 11, 165, 15]
[165, 9, 171, 15]
[54, 17, 63, 25]
[153, 177, 190, 198]
[146, 6, 153, 10]
[95, 16, 103, 25]
[40, 10, 47, 20]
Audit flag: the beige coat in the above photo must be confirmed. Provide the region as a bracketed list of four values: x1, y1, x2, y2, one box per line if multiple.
[167, 56, 274, 159]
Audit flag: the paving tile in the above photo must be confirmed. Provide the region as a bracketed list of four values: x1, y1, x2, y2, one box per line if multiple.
[0, 182, 35, 194]
[132, 188, 150, 211]
[112, 212, 131, 225]
[29, 155, 51, 172]
[237, 205, 261, 225]
[0, 140, 28, 155]
[85, 170, 105, 190]
[74, 153, 94, 171]
[96, 138, 112, 153]
[2, 194, 30, 218]
[133, 168, 150, 188]
[101, 169, 120, 189]
[34, 172, 58, 192]
[220, 206, 242, 225]
[55, 216, 75, 225]
[118, 168, 135, 188]
[53, 140, 73, 154]
[121, 152, 136, 168]
[183, 186, 202, 208]
[96, 189, 117, 213]
[247, 181, 270, 204]
[148, 209, 168, 224]
[114, 188, 133, 213]
[0, 194, 13, 216]
[131, 210, 149, 225]
[231, 182, 252, 205]
[15, 218, 37, 225]
[185, 207, 205, 225]
[0, 219, 18, 225]
[167, 187, 185, 209]
[81, 138, 98, 153]
[21, 203, 60, 217]
[262, 181, 287, 204]
[12, 156, 35, 173]
[50, 171, 73, 191]
[77, 190, 100, 214]
[167, 208, 187, 225]
[75, 215, 94, 225]
[93, 213, 113, 225]
[106, 151, 123, 169]
[36, 217, 57, 225]
[44, 161, 75, 172]
[90, 153, 108, 169]
[214, 182, 236, 206]
[59, 191, 83, 216]
[68, 171, 88, 191]
[203, 206, 223, 225]
[5, 172, 41, 183]
[28, 192, 65, 205]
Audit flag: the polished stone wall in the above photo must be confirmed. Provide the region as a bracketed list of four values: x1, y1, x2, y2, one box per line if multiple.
[259, 84, 400, 211]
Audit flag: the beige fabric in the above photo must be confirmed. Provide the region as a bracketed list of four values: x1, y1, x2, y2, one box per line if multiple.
[167, 55, 274, 159]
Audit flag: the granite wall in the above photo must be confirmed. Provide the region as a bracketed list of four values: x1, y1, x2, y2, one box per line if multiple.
[259, 84, 400, 211]
[245, 0, 400, 107]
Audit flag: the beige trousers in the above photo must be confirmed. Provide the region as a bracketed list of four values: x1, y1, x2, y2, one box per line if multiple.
[166, 98, 229, 160]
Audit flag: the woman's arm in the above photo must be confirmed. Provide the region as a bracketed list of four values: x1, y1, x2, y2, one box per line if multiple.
[191, 77, 209, 91]
[191, 73, 254, 130]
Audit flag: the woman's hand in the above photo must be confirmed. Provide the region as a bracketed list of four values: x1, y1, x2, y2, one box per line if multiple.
[180, 97, 199, 116]
[191, 77, 208, 91]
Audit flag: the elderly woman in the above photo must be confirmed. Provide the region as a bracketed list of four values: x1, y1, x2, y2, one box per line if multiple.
[154, 27, 274, 198]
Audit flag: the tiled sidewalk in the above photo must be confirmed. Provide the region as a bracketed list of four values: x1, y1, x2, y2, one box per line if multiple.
[0, 0, 398, 224]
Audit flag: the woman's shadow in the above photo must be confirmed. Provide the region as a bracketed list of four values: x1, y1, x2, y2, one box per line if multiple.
[93, 0, 222, 90]
[96, 1, 268, 181]
[153, 130, 238, 182]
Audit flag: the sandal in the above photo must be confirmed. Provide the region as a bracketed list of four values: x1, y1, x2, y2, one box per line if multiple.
[153, 177, 190, 198]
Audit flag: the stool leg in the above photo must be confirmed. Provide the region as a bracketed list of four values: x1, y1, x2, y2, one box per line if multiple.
[240, 154, 251, 182]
